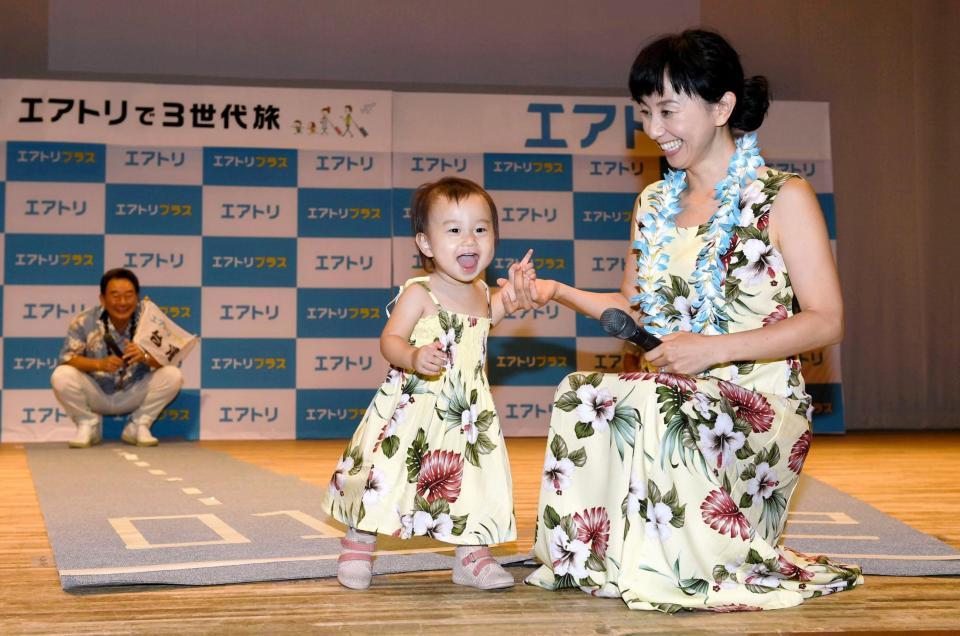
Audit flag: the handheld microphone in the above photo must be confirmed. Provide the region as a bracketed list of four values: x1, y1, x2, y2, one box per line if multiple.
[600, 308, 662, 352]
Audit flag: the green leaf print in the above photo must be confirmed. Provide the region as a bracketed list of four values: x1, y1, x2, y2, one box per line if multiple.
[543, 505, 561, 530]
[680, 577, 710, 597]
[740, 463, 758, 481]
[428, 497, 451, 518]
[578, 576, 600, 587]
[574, 421, 595, 439]
[560, 514, 577, 542]
[451, 514, 468, 536]
[401, 374, 431, 396]
[550, 434, 569, 460]
[438, 310, 451, 333]
[745, 584, 776, 594]
[554, 573, 578, 590]
[739, 492, 754, 509]
[348, 446, 364, 476]
[712, 563, 731, 583]
[465, 431, 497, 468]
[761, 488, 789, 538]
[381, 435, 400, 459]
[735, 439, 756, 460]
[755, 443, 781, 468]
[670, 274, 691, 300]
[586, 552, 605, 572]
[608, 401, 639, 462]
[555, 391, 581, 413]
[406, 428, 428, 483]
[648, 480, 662, 504]
[651, 603, 686, 614]
[357, 502, 366, 524]
[735, 361, 756, 376]
[475, 410, 494, 432]
[585, 372, 603, 388]
[567, 447, 587, 467]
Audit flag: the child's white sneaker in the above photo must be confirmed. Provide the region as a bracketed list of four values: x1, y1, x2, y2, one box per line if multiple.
[337, 528, 376, 590]
[121, 423, 159, 447]
[452, 545, 514, 590]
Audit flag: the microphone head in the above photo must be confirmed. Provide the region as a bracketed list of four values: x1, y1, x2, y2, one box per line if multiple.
[600, 308, 633, 339]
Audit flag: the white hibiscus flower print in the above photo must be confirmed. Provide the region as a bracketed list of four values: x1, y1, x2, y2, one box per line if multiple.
[733, 238, 785, 287]
[699, 413, 746, 470]
[438, 328, 457, 370]
[543, 456, 574, 494]
[645, 501, 673, 541]
[746, 462, 779, 506]
[674, 295, 696, 332]
[626, 470, 646, 516]
[460, 404, 479, 444]
[329, 456, 354, 497]
[549, 526, 590, 579]
[361, 467, 387, 505]
[574, 385, 616, 432]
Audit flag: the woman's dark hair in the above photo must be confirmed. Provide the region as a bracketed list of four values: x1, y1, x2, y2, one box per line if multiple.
[410, 177, 499, 273]
[99, 268, 140, 295]
[628, 29, 769, 132]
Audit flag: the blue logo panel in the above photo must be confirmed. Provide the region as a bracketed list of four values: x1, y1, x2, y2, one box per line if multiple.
[6, 142, 106, 182]
[203, 147, 297, 187]
[105, 184, 203, 235]
[146, 286, 201, 335]
[102, 389, 200, 440]
[816, 193, 836, 240]
[202, 237, 296, 287]
[298, 188, 391, 237]
[485, 239, 575, 287]
[484, 153, 572, 191]
[5, 234, 104, 285]
[574, 288, 620, 337]
[392, 188, 416, 236]
[296, 388, 371, 439]
[807, 382, 845, 434]
[297, 288, 392, 338]
[202, 338, 296, 388]
[4, 337, 64, 388]
[573, 192, 637, 239]
[487, 336, 576, 386]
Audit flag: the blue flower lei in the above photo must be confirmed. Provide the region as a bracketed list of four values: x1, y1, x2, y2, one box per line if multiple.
[632, 133, 765, 336]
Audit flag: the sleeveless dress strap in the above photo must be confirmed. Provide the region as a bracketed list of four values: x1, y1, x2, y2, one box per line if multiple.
[385, 276, 443, 318]
[477, 279, 492, 318]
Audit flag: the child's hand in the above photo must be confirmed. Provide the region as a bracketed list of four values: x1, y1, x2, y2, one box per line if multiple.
[412, 341, 447, 376]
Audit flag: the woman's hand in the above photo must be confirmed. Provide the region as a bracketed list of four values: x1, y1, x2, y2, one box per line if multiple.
[412, 341, 447, 376]
[643, 332, 725, 376]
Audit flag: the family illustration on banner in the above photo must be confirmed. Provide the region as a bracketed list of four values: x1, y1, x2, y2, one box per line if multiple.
[321, 29, 862, 613]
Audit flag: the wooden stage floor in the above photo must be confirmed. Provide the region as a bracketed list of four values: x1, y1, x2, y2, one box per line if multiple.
[2, 432, 959, 634]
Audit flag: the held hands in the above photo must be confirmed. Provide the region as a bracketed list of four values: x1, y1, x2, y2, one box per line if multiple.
[412, 341, 448, 376]
[496, 249, 556, 314]
[644, 332, 724, 376]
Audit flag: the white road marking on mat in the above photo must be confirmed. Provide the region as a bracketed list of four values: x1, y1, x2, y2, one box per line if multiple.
[782, 533, 879, 540]
[166, 477, 183, 482]
[149, 469, 167, 475]
[809, 553, 960, 561]
[123, 454, 139, 460]
[108, 513, 250, 549]
[60, 546, 458, 576]
[198, 497, 221, 506]
[253, 510, 343, 538]
[134, 461, 150, 467]
[786, 511, 857, 525]
[181, 487, 202, 495]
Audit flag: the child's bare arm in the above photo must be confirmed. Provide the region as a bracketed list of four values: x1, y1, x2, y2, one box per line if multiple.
[380, 285, 447, 375]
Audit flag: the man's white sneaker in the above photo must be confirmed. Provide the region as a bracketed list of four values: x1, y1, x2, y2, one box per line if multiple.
[121, 423, 159, 447]
[68, 422, 101, 448]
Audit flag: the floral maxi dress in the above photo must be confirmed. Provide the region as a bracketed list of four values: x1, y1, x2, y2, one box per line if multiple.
[322, 277, 516, 546]
[526, 171, 863, 612]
